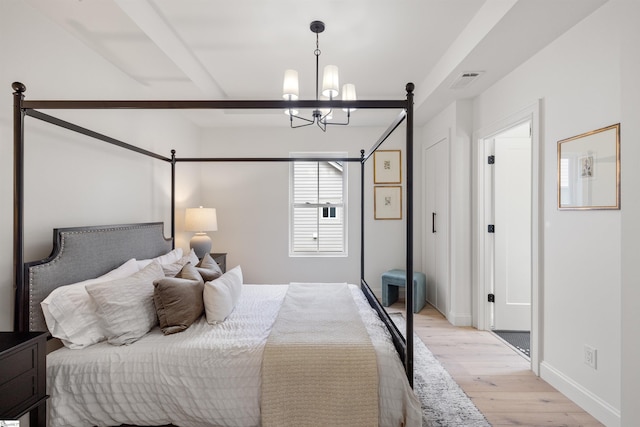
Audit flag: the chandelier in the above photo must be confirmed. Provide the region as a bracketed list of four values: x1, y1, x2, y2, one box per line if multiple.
[282, 20, 357, 131]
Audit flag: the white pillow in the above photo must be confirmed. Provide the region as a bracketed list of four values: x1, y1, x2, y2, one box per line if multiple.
[203, 266, 243, 324]
[137, 248, 183, 269]
[41, 258, 140, 349]
[162, 249, 200, 277]
[86, 261, 165, 346]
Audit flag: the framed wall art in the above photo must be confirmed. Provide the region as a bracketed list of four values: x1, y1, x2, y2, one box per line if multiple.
[374, 186, 402, 220]
[557, 123, 620, 210]
[374, 149, 401, 184]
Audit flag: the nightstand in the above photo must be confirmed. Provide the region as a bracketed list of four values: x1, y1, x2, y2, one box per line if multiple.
[0, 332, 48, 427]
[210, 253, 227, 273]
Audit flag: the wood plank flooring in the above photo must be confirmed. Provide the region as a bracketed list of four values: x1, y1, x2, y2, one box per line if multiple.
[389, 302, 604, 427]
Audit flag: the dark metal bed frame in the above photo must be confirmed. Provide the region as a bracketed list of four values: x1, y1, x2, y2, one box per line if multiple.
[11, 81, 416, 387]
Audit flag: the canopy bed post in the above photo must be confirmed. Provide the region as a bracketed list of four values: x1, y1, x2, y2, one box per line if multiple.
[360, 149, 365, 282]
[171, 149, 176, 247]
[405, 82, 415, 385]
[12, 82, 26, 332]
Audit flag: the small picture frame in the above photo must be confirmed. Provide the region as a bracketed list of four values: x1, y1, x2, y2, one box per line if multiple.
[374, 150, 401, 184]
[374, 186, 402, 220]
[557, 123, 620, 210]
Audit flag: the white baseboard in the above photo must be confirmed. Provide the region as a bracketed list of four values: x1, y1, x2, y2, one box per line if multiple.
[540, 361, 620, 427]
[448, 311, 472, 327]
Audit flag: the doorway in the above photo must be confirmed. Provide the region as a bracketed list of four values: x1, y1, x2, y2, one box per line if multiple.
[487, 121, 532, 332]
[475, 102, 541, 373]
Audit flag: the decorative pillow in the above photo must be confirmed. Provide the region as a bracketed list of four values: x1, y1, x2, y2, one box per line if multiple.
[40, 258, 140, 349]
[86, 261, 165, 346]
[137, 248, 183, 269]
[176, 260, 204, 282]
[196, 252, 223, 282]
[203, 266, 243, 324]
[162, 249, 200, 277]
[153, 263, 205, 335]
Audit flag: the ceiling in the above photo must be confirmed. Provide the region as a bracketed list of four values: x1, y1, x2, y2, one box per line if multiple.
[25, 0, 607, 128]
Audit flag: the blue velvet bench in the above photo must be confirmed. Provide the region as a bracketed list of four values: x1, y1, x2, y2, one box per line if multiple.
[381, 269, 427, 313]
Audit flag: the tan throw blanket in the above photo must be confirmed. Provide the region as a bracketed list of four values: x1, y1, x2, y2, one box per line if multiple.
[261, 283, 379, 427]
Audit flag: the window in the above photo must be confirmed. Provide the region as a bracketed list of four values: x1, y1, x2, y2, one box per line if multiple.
[290, 153, 347, 256]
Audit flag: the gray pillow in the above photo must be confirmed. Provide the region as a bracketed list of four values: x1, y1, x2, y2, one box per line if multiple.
[196, 253, 223, 281]
[153, 263, 205, 335]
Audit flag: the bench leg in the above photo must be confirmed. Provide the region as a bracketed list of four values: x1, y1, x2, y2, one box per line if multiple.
[382, 283, 399, 307]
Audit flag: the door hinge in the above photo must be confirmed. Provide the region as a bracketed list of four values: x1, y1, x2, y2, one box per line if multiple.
[488, 224, 495, 233]
[487, 155, 495, 164]
[488, 293, 495, 303]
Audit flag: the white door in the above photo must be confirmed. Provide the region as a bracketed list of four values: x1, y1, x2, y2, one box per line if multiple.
[488, 122, 532, 331]
[424, 138, 449, 316]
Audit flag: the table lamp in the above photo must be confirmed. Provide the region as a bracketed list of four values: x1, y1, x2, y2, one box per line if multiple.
[185, 206, 218, 258]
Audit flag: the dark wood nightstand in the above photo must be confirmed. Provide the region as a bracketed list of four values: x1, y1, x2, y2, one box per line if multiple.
[0, 332, 48, 427]
[210, 253, 227, 273]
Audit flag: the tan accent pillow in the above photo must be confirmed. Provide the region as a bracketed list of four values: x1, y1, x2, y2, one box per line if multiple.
[153, 263, 205, 335]
[177, 261, 204, 282]
[196, 253, 223, 281]
[162, 249, 200, 277]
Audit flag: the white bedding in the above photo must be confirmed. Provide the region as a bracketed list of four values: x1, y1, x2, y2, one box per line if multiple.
[47, 284, 421, 427]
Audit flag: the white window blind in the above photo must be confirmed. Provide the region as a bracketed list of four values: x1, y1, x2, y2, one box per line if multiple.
[290, 154, 346, 255]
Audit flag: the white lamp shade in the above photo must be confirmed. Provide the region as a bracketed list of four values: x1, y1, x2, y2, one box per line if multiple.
[342, 83, 357, 112]
[321, 65, 339, 98]
[185, 207, 218, 232]
[283, 69, 299, 100]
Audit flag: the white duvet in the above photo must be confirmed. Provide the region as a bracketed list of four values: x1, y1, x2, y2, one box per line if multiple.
[47, 284, 421, 427]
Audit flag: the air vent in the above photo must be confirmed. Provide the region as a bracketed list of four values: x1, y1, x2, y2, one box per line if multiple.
[449, 71, 484, 90]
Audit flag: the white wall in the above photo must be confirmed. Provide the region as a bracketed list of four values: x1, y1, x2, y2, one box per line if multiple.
[198, 125, 422, 292]
[472, 2, 625, 425]
[0, 0, 202, 333]
[619, 1, 640, 425]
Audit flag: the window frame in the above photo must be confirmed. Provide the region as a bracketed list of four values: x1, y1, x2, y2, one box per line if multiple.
[289, 152, 348, 257]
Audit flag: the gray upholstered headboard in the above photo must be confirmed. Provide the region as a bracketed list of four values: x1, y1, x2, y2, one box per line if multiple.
[23, 223, 173, 332]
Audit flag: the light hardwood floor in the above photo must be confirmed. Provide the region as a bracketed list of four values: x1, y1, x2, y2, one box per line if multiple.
[389, 302, 604, 427]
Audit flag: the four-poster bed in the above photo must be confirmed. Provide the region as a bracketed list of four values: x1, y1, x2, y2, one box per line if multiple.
[11, 81, 419, 426]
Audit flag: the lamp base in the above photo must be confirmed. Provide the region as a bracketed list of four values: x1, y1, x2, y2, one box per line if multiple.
[190, 233, 212, 259]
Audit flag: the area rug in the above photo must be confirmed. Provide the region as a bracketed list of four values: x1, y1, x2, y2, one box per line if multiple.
[389, 313, 491, 427]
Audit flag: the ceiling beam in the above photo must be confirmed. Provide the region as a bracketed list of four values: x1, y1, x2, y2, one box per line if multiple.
[114, 0, 225, 98]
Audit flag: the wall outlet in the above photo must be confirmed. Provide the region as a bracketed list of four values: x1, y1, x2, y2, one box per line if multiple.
[584, 345, 597, 369]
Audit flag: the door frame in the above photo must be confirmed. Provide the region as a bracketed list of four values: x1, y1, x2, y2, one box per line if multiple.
[472, 101, 542, 374]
